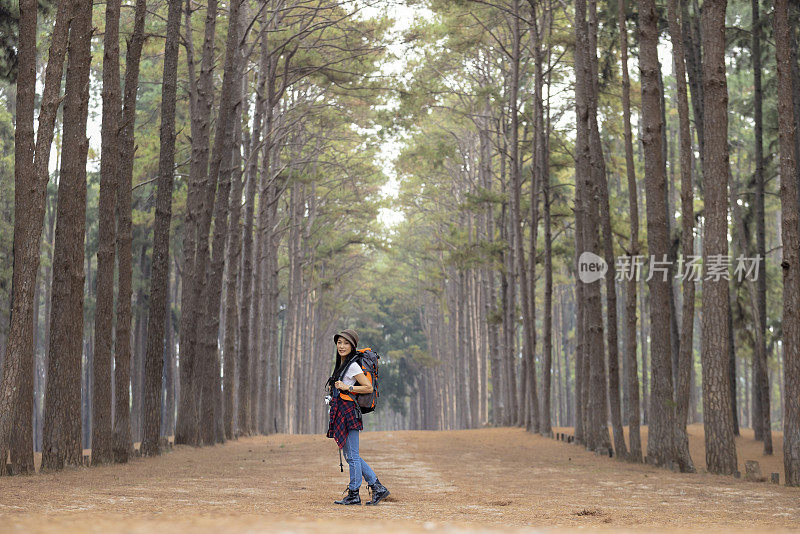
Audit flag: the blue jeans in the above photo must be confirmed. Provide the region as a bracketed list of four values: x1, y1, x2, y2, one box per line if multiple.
[342, 428, 377, 490]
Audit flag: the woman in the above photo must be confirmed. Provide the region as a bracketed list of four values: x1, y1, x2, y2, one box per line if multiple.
[326, 328, 390, 505]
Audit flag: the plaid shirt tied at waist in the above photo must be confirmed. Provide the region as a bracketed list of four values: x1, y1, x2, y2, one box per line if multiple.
[327, 392, 362, 448]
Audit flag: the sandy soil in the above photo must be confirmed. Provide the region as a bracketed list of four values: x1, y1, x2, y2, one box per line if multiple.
[2, 424, 799, 533]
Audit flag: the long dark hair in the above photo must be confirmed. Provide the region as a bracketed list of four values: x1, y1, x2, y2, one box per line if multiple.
[327, 345, 356, 389]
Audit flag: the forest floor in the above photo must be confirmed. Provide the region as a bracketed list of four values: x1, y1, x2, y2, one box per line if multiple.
[2, 424, 799, 533]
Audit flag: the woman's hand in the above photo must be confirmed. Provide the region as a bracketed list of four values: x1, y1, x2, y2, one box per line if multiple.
[334, 380, 347, 391]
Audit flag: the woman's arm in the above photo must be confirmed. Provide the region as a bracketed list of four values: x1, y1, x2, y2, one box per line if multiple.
[352, 372, 373, 394]
[333, 373, 373, 394]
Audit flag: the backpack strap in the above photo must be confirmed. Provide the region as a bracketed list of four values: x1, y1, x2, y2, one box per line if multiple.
[336, 353, 360, 382]
[336, 353, 362, 410]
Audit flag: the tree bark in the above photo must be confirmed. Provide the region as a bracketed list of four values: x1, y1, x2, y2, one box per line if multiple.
[164, 265, 176, 436]
[529, 0, 552, 437]
[140, 0, 181, 457]
[575, 0, 606, 452]
[681, 0, 705, 176]
[775, 0, 800, 487]
[618, 0, 642, 462]
[113, 0, 147, 463]
[177, 0, 219, 447]
[700, 0, 737, 475]
[585, 0, 616, 454]
[728, 280, 739, 437]
[667, 0, 696, 472]
[236, 20, 269, 436]
[0, 0, 70, 475]
[197, 0, 243, 445]
[750, 0, 772, 455]
[1, 0, 37, 475]
[540, 126, 553, 438]
[42, 0, 93, 471]
[508, 0, 539, 433]
[639, 0, 678, 468]
[92, 0, 122, 465]
[223, 70, 245, 440]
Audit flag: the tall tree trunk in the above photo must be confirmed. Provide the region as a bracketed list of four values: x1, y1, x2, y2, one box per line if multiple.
[681, 0, 705, 176]
[509, 0, 539, 433]
[573, 204, 586, 442]
[92, 0, 122, 466]
[140, 0, 181, 457]
[585, 0, 617, 456]
[198, 0, 243, 445]
[775, 0, 800, 487]
[41, 0, 93, 471]
[540, 133, 553, 438]
[618, 0, 642, 462]
[700, 0, 737, 475]
[793, 5, 800, 232]
[176, 0, 219, 446]
[640, 277, 649, 425]
[255, 29, 279, 436]
[30, 271, 42, 453]
[640, 0, 677, 468]
[164, 265, 176, 436]
[0, 0, 69, 475]
[136, 247, 150, 443]
[236, 22, 268, 436]
[529, 0, 552, 437]
[37, 201, 57, 452]
[575, 0, 606, 452]
[3, 0, 37, 474]
[750, 0, 772, 455]
[114, 0, 146, 463]
[728, 281, 739, 436]
[223, 71, 245, 441]
[667, 0, 696, 472]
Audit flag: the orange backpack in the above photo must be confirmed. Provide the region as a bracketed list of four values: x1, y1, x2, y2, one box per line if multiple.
[339, 348, 380, 414]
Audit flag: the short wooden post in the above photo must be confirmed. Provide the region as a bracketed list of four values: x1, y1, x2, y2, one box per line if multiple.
[745, 460, 763, 481]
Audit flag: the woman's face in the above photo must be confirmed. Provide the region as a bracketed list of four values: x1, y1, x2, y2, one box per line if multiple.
[337, 337, 352, 357]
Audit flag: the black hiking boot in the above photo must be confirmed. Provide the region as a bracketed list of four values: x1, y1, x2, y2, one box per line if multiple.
[334, 487, 361, 505]
[365, 479, 390, 505]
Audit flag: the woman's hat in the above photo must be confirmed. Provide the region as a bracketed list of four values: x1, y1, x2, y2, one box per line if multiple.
[333, 329, 358, 349]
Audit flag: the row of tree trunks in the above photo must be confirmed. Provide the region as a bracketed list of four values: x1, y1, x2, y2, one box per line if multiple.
[236, 14, 271, 438]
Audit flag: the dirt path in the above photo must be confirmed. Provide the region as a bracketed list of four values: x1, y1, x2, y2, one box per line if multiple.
[2, 426, 799, 532]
